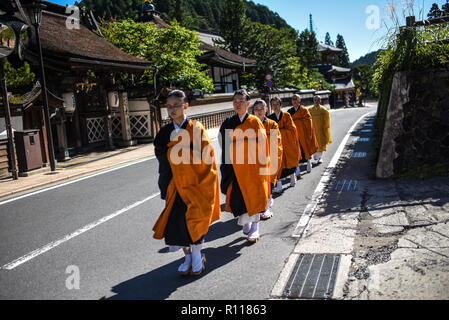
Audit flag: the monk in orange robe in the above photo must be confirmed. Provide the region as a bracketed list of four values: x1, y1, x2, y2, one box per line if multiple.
[268, 96, 301, 193]
[220, 90, 270, 243]
[288, 94, 318, 174]
[252, 99, 282, 220]
[153, 90, 221, 276]
[309, 95, 332, 164]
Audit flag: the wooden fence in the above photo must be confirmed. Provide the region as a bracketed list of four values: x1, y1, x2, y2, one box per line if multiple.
[0, 139, 10, 179]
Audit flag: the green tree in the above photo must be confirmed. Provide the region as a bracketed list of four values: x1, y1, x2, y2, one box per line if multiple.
[324, 32, 333, 46]
[352, 64, 376, 98]
[335, 34, 350, 67]
[218, 0, 250, 54]
[428, 3, 443, 18]
[4, 59, 35, 90]
[240, 23, 297, 89]
[297, 28, 319, 69]
[101, 19, 214, 92]
[442, 1, 449, 16]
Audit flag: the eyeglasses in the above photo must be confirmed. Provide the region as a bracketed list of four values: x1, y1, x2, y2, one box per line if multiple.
[167, 104, 185, 110]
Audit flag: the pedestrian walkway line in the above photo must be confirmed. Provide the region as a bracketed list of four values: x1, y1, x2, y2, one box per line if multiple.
[1, 192, 161, 270]
[292, 111, 374, 237]
[272, 111, 374, 298]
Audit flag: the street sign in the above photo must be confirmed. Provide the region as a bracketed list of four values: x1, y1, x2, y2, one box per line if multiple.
[265, 74, 272, 81]
[266, 81, 273, 88]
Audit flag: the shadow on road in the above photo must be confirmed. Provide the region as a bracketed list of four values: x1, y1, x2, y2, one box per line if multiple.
[103, 222, 253, 300]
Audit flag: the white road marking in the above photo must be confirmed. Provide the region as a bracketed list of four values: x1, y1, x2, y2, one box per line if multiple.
[350, 152, 367, 158]
[0, 156, 156, 207]
[292, 111, 374, 237]
[1, 192, 161, 270]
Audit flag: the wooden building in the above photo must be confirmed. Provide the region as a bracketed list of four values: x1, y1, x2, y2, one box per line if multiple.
[316, 42, 356, 108]
[3, 0, 153, 167]
[138, 6, 256, 94]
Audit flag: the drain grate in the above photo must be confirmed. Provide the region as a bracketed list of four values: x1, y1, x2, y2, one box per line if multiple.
[361, 129, 372, 133]
[284, 254, 341, 299]
[358, 138, 370, 142]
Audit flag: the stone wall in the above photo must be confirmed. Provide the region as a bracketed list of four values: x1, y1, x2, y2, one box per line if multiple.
[376, 70, 449, 178]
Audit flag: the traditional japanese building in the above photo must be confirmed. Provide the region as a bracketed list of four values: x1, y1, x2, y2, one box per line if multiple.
[138, 4, 256, 94]
[1, 0, 153, 168]
[316, 42, 356, 108]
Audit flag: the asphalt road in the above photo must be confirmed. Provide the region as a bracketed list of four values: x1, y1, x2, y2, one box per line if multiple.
[0, 103, 377, 300]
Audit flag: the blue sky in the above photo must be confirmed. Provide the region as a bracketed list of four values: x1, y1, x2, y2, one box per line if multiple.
[51, 0, 439, 61]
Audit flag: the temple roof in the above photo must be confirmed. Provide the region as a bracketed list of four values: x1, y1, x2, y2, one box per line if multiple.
[317, 42, 343, 54]
[333, 77, 356, 92]
[19, 1, 152, 72]
[198, 42, 256, 68]
[327, 65, 351, 73]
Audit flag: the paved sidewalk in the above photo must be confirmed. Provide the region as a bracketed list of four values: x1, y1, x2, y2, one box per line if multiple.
[271, 114, 449, 300]
[0, 127, 220, 201]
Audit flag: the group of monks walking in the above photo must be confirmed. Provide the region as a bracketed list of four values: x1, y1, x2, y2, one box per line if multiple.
[152, 89, 332, 276]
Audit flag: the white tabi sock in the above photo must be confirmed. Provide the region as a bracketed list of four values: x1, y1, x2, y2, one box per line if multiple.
[190, 243, 203, 272]
[307, 160, 312, 172]
[178, 253, 192, 272]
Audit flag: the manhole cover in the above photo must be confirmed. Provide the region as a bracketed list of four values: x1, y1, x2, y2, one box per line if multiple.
[283, 254, 341, 299]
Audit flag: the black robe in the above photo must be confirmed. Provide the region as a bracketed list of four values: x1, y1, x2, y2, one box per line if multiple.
[219, 114, 249, 217]
[154, 119, 203, 247]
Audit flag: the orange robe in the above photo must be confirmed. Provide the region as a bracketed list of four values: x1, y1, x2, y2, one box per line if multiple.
[220, 114, 270, 217]
[288, 106, 319, 161]
[309, 105, 332, 152]
[153, 119, 221, 243]
[262, 117, 283, 185]
[268, 111, 301, 179]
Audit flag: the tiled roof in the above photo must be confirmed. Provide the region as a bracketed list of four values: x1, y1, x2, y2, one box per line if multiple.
[317, 42, 343, 53]
[23, 1, 152, 71]
[199, 42, 256, 66]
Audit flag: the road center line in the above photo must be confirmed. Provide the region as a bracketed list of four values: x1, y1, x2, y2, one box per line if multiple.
[1, 192, 161, 270]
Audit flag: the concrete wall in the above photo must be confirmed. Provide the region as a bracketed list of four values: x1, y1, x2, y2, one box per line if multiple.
[376, 70, 449, 178]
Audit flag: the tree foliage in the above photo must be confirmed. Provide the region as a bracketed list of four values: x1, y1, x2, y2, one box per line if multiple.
[352, 64, 376, 98]
[428, 3, 443, 18]
[240, 23, 297, 89]
[77, 0, 293, 33]
[4, 59, 35, 90]
[335, 34, 350, 67]
[218, 0, 249, 54]
[296, 29, 319, 69]
[324, 32, 333, 46]
[100, 19, 214, 92]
